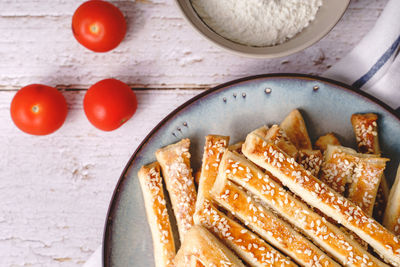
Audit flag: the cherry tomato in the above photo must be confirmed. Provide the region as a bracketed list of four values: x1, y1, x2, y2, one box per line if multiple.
[83, 79, 137, 131]
[10, 84, 68, 135]
[72, 0, 127, 52]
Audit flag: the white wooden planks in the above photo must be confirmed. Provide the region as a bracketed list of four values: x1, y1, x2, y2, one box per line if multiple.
[0, 89, 200, 266]
[0, 0, 387, 89]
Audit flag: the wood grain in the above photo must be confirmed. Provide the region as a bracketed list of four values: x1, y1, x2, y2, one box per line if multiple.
[0, 89, 200, 266]
[0, 0, 387, 89]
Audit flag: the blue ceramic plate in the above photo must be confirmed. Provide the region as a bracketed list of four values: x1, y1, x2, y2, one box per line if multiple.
[103, 74, 400, 267]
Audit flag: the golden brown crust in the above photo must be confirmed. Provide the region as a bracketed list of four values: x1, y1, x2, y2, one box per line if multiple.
[220, 150, 386, 267]
[319, 145, 388, 216]
[242, 133, 400, 266]
[196, 199, 296, 267]
[351, 113, 380, 154]
[194, 135, 295, 266]
[297, 149, 323, 177]
[350, 113, 388, 222]
[280, 109, 312, 150]
[315, 133, 341, 152]
[319, 145, 359, 194]
[138, 162, 175, 267]
[174, 226, 246, 267]
[195, 135, 229, 212]
[265, 124, 298, 159]
[384, 165, 400, 235]
[348, 157, 387, 215]
[155, 139, 197, 241]
[212, 175, 336, 267]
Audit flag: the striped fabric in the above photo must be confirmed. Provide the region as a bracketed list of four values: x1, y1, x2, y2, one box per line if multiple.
[323, 0, 400, 113]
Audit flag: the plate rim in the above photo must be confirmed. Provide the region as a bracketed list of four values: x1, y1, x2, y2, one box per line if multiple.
[102, 73, 400, 267]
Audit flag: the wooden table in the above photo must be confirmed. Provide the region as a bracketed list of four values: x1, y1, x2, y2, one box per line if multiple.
[0, 0, 388, 266]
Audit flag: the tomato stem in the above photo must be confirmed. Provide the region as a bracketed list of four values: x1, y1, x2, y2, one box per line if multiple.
[90, 23, 100, 34]
[32, 105, 39, 113]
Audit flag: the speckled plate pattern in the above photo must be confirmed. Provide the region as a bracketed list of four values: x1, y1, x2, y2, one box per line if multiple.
[103, 74, 400, 267]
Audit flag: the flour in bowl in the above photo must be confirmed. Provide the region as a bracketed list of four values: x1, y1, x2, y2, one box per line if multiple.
[191, 0, 323, 47]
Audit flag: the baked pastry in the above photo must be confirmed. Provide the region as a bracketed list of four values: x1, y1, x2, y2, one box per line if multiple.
[195, 135, 230, 213]
[351, 113, 380, 154]
[155, 139, 197, 241]
[242, 133, 400, 266]
[351, 113, 389, 222]
[220, 150, 386, 267]
[319, 145, 359, 194]
[138, 163, 175, 267]
[315, 133, 341, 152]
[194, 135, 294, 266]
[196, 199, 295, 267]
[280, 109, 312, 150]
[211, 175, 338, 267]
[297, 149, 323, 177]
[174, 226, 246, 267]
[384, 164, 400, 234]
[319, 145, 388, 216]
[347, 156, 388, 215]
[264, 124, 298, 159]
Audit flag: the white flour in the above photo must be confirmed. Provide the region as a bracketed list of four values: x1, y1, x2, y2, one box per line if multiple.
[191, 0, 323, 47]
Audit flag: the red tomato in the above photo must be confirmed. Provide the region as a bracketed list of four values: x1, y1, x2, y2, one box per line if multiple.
[72, 0, 127, 52]
[83, 79, 137, 131]
[10, 84, 68, 135]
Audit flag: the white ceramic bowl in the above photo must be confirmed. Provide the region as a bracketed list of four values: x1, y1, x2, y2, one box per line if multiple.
[175, 0, 350, 58]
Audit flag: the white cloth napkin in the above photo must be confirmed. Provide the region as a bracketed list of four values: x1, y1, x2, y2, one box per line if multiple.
[83, 0, 400, 266]
[323, 0, 400, 111]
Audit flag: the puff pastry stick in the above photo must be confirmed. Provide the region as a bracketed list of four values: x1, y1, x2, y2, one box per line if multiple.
[384, 164, 400, 234]
[174, 226, 245, 267]
[195, 135, 230, 213]
[351, 113, 380, 154]
[138, 163, 175, 267]
[156, 139, 197, 241]
[297, 149, 323, 177]
[315, 133, 341, 152]
[196, 199, 296, 267]
[320, 145, 388, 216]
[220, 150, 386, 267]
[265, 125, 298, 159]
[351, 113, 389, 222]
[194, 136, 294, 266]
[319, 145, 359, 194]
[242, 133, 400, 266]
[227, 125, 268, 154]
[280, 109, 312, 150]
[212, 177, 337, 267]
[348, 157, 388, 215]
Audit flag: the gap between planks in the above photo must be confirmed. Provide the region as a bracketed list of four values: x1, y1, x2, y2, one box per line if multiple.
[0, 84, 211, 91]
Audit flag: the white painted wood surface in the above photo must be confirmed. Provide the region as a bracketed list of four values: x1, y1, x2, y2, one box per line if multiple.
[0, 0, 387, 266]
